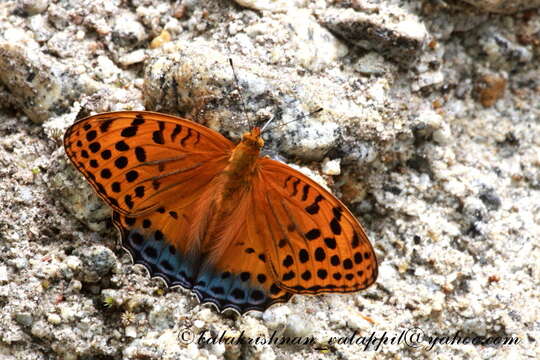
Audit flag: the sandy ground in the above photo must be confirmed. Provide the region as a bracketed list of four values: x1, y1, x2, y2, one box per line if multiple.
[0, 0, 539, 359]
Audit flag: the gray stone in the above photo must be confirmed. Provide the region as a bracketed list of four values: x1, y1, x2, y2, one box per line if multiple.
[17, 0, 49, 15]
[0, 30, 82, 123]
[14, 312, 33, 327]
[461, 0, 540, 13]
[74, 246, 117, 283]
[112, 11, 148, 48]
[318, 8, 428, 66]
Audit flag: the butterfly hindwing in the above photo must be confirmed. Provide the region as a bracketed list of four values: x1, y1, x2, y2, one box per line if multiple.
[113, 191, 292, 314]
[114, 210, 198, 290]
[254, 158, 378, 294]
[64, 111, 234, 216]
[194, 210, 293, 313]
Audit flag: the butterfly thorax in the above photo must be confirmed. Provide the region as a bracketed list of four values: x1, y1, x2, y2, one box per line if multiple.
[221, 128, 264, 197]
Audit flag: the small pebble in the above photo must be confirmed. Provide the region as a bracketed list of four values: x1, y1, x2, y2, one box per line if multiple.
[59, 304, 77, 322]
[31, 321, 50, 338]
[65, 256, 81, 271]
[18, 0, 49, 15]
[14, 312, 33, 327]
[259, 347, 277, 360]
[150, 29, 171, 49]
[475, 74, 506, 107]
[47, 313, 62, 325]
[233, 0, 291, 12]
[68, 279, 82, 292]
[112, 12, 148, 48]
[74, 246, 116, 283]
[322, 158, 341, 176]
[284, 314, 312, 337]
[125, 325, 137, 338]
[193, 319, 205, 329]
[262, 305, 290, 329]
[0, 265, 8, 283]
[118, 49, 146, 66]
[354, 52, 389, 75]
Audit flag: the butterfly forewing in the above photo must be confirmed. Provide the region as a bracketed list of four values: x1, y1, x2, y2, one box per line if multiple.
[254, 158, 378, 294]
[64, 111, 234, 216]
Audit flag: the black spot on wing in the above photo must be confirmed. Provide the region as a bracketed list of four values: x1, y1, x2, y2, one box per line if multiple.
[115, 141, 130, 151]
[121, 126, 137, 137]
[180, 128, 192, 147]
[132, 113, 145, 125]
[305, 195, 323, 215]
[171, 124, 182, 141]
[301, 184, 310, 201]
[86, 130, 97, 141]
[291, 179, 300, 197]
[135, 147, 146, 162]
[99, 119, 113, 132]
[283, 176, 293, 188]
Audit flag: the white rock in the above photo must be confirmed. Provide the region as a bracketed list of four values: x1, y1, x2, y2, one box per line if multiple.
[96, 55, 121, 81]
[285, 314, 312, 337]
[119, 49, 146, 66]
[286, 9, 349, 71]
[262, 305, 290, 329]
[47, 313, 62, 325]
[68, 279, 82, 292]
[281, 120, 339, 160]
[0, 265, 8, 283]
[112, 12, 147, 46]
[125, 325, 137, 338]
[355, 52, 389, 75]
[3, 27, 40, 48]
[59, 304, 77, 322]
[31, 321, 50, 338]
[193, 319, 205, 329]
[210, 343, 226, 356]
[259, 347, 277, 360]
[367, 81, 386, 104]
[395, 19, 428, 41]
[65, 256, 82, 271]
[416, 71, 445, 89]
[433, 123, 452, 145]
[346, 312, 371, 331]
[322, 158, 341, 175]
[18, 186, 33, 202]
[418, 109, 443, 128]
[19, 0, 49, 14]
[377, 263, 398, 284]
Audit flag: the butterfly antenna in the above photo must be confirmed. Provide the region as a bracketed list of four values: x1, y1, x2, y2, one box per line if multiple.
[260, 108, 283, 133]
[261, 107, 323, 133]
[229, 58, 252, 130]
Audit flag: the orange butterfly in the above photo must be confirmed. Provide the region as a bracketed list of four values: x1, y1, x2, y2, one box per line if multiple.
[63, 111, 378, 314]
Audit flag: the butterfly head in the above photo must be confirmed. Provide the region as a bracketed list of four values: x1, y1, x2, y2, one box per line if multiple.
[241, 127, 264, 150]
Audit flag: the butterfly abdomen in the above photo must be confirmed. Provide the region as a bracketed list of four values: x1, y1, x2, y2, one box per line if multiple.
[198, 129, 264, 254]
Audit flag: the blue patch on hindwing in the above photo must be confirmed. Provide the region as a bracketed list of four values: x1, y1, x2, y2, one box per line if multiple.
[119, 225, 274, 313]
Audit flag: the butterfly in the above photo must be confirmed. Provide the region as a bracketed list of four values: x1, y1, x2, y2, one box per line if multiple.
[63, 111, 378, 314]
